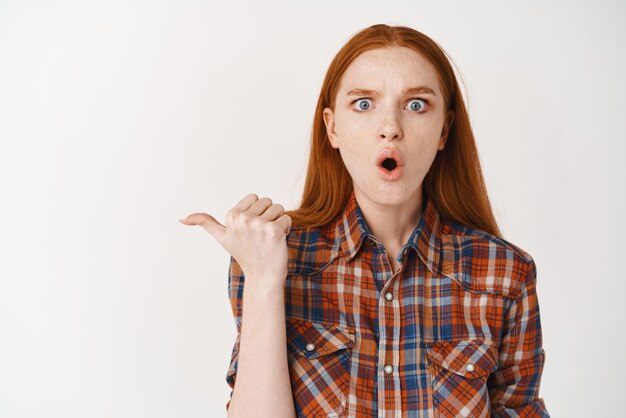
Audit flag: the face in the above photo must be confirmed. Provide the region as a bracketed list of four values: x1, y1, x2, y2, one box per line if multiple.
[323, 46, 454, 207]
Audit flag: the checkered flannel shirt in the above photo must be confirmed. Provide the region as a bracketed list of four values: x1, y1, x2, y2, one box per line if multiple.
[225, 190, 549, 417]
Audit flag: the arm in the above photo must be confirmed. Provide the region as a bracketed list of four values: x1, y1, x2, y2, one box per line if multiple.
[225, 256, 296, 418]
[488, 258, 551, 417]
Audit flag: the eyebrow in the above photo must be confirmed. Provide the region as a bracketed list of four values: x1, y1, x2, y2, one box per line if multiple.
[345, 86, 436, 97]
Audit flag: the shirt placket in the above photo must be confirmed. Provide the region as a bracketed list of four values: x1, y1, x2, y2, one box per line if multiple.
[368, 236, 407, 417]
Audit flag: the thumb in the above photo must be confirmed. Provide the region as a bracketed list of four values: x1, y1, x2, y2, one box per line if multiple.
[179, 213, 227, 247]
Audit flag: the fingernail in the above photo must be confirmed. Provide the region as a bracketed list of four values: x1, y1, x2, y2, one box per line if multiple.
[179, 219, 188, 224]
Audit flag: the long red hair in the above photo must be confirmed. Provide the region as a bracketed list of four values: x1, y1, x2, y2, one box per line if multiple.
[284, 23, 502, 238]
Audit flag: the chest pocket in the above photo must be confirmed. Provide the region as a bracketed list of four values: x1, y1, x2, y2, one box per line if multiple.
[425, 338, 499, 418]
[286, 318, 356, 418]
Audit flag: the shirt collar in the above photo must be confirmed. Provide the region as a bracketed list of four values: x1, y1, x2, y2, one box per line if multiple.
[338, 190, 443, 274]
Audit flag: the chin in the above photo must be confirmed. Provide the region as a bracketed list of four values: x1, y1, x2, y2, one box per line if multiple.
[360, 184, 415, 205]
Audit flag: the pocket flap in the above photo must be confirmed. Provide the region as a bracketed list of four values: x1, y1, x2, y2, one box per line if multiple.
[286, 318, 356, 359]
[425, 339, 498, 378]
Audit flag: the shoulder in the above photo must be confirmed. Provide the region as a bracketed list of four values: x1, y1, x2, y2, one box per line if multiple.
[439, 219, 536, 300]
[285, 223, 342, 276]
[442, 219, 534, 262]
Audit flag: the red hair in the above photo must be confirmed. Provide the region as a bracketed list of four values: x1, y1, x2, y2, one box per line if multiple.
[285, 24, 502, 238]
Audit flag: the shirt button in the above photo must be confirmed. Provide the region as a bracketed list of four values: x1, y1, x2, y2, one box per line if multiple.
[305, 343, 315, 352]
[383, 364, 394, 374]
[384, 292, 393, 301]
[465, 363, 475, 372]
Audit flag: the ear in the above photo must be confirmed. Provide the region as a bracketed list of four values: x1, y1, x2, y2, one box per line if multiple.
[438, 110, 455, 150]
[323, 107, 339, 149]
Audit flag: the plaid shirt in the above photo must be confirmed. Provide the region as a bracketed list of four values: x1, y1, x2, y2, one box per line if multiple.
[225, 191, 550, 417]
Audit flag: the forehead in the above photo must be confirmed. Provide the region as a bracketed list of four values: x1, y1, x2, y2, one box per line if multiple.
[338, 46, 441, 94]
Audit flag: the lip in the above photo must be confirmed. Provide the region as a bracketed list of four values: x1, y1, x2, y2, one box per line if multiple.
[377, 165, 404, 180]
[375, 147, 405, 168]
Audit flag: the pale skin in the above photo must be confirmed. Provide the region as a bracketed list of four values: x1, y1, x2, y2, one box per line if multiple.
[323, 46, 454, 273]
[179, 193, 292, 281]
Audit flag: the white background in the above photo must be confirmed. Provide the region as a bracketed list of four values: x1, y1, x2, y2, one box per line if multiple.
[1, 1, 624, 417]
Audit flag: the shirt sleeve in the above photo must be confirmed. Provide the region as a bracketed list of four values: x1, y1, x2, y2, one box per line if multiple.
[225, 255, 245, 412]
[487, 257, 551, 417]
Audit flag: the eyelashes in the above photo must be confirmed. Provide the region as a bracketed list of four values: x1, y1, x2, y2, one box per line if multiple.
[351, 97, 430, 113]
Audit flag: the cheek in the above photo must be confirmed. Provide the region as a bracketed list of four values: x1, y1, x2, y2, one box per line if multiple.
[405, 135, 441, 169]
[334, 117, 370, 164]
[340, 142, 368, 170]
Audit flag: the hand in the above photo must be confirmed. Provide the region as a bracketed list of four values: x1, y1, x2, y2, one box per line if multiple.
[179, 193, 292, 284]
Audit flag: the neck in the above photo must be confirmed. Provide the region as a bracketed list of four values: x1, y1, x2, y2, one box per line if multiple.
[354, 186, 425, 254]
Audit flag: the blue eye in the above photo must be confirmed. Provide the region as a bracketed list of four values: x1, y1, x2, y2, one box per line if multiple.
[406, 98, 428, 112]
[354, 98, 372, 111]
[352, 97, 429, 113]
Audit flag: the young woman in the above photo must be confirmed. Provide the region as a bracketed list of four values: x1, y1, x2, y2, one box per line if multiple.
[181, 24, 550, 418]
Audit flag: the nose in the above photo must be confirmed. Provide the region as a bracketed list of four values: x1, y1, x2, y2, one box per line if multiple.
[378, 113, 402, 142]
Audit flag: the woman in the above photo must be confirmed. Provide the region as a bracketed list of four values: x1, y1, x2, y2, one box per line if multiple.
[180, 24, 550, 418]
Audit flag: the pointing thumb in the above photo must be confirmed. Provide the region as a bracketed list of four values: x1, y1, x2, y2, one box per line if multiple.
[179, 213, 227, 247]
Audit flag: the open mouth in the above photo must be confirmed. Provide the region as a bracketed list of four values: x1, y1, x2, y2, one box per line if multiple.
[375, 147, 404, 180]
[381, 158, 398, 171]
